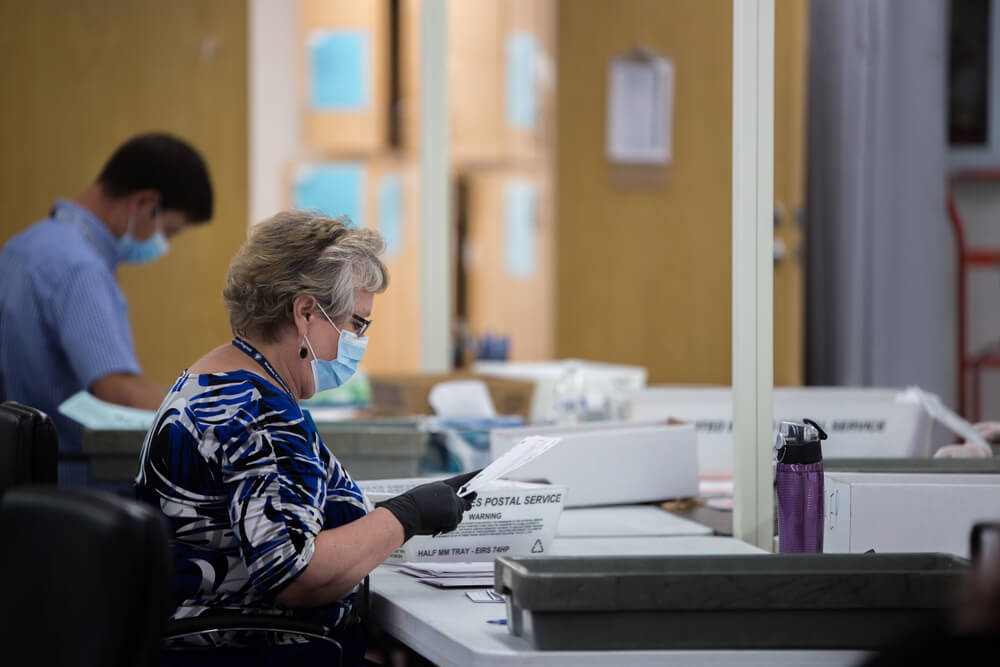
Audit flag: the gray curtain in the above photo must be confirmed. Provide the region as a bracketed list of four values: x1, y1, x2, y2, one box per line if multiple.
[806, 0, 954, 408]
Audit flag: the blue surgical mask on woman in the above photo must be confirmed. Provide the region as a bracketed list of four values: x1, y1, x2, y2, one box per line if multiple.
[302, 302, 368, 392]
[120, 209, 169, 264]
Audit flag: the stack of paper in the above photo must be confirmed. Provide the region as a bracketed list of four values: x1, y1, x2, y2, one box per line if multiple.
[397, 561, 495, 588]
[898, 386, 992, 448]
[457, 435, 562, 497]
[58, 391, 155, 430]
[699, 477, 734, 511]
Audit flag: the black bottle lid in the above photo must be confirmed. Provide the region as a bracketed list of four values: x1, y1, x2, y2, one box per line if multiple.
[775, 418, 827, 464]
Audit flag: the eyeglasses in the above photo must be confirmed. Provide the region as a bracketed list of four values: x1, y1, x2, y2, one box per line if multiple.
[351, 313, 372, 336]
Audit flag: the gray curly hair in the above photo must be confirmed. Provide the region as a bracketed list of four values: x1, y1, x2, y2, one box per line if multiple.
[223, 210, 389, 341]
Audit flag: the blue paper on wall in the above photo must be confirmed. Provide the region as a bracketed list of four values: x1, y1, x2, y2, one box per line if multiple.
[309, 29, 370, 110]
[505, 32, 538, 130]
[377, 173, 404, 258]
[293, 163, 366, 228]
[504, 180, 538, 278]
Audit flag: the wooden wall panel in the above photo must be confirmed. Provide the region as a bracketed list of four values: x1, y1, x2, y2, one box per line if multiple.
[0, 0, 248, 386]
[555, 0, 734, 384]
[555, 0, 807, 386]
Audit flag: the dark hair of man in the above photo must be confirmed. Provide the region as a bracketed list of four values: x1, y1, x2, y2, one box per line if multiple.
[96, 132, 214, 224]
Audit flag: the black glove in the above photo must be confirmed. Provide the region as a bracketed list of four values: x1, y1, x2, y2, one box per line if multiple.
[441, 469, 482, 493]
[376, 475, 479, 542]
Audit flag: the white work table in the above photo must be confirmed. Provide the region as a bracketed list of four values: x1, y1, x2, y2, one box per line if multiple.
[548, 535, 758, 556]
[370, 535, 870, 667]
[555, 505, 712, 538]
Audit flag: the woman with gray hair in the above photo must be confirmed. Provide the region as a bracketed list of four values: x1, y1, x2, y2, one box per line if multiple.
[136, 211, 475, 665]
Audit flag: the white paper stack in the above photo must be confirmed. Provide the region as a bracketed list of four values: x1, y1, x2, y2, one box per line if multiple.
[59, 391, 155, 430]
[457, 435, 562, 497]
[397, 561, 495, 588]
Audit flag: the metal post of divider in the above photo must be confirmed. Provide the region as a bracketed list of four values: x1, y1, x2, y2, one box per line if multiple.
[419, 0, 452, 372]
[731, 0, 775, 552]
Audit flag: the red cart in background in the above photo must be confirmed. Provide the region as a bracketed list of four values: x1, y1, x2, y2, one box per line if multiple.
[947, 169, 1000, 420]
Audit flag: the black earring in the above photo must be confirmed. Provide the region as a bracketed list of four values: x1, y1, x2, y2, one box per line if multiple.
[299, 345, 308, 359]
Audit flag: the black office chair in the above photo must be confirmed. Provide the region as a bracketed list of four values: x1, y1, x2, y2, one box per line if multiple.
[0, 400, 58, 495]
[0, 485, 172, 667]
[160, 580, 370, 667]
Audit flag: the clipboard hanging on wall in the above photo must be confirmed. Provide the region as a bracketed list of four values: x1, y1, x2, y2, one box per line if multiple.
[606, 45, 674, 188]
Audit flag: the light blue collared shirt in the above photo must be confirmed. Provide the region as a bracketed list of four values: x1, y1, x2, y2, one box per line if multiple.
[0, 200, 141, 481]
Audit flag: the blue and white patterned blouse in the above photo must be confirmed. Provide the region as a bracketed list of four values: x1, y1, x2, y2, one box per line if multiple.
[135, 365, 369, 643]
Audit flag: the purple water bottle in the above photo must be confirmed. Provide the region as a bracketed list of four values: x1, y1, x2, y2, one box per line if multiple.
[775, 418, 828, 553]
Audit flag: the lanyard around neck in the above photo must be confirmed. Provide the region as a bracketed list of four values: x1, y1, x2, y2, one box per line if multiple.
[231, 337, 294, 398]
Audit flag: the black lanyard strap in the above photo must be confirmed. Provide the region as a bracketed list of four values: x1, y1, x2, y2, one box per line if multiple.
[231, 337, 294, 398]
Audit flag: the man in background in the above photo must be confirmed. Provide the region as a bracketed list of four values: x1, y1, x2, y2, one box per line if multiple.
[0, 132, 213, 484]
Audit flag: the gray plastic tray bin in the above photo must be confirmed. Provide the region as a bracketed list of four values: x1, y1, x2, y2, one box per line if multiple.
[80, 429, 148, 481]
[494, 554, 967, 650]
[82, 418, 428, 481]
[825, 457, 1000, 474]
[315, 419, 428, 479]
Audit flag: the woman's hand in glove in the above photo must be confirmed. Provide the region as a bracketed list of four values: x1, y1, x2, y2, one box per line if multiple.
[376, 471, 480, 542]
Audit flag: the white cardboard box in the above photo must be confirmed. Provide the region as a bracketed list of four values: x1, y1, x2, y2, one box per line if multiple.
[474, 359, 648, 423]
[627, 386, 935, 476]
[823, 471, 1000, 558]
[359, 478, 565, 563]
[489, 420, 698, 507]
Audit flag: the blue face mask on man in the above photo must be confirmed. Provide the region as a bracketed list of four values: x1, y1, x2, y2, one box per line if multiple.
[120, 208, 169, 264]
[302, 302, 369, 393]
